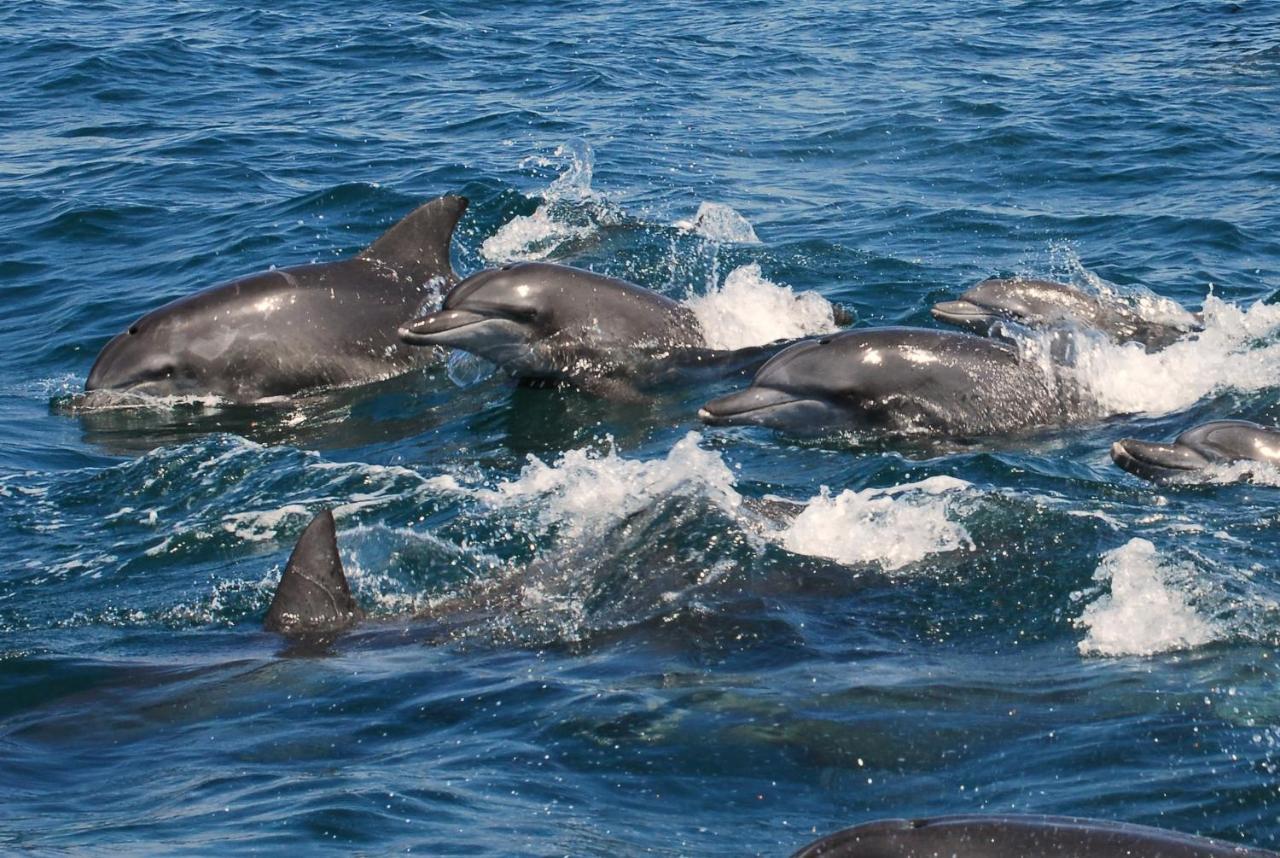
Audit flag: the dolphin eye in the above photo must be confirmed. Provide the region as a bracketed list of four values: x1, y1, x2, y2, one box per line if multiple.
[819, 337, 832, 345]
[128, 325, 139, 335]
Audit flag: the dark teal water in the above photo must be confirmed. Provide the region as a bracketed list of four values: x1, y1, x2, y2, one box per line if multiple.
[4, 1, 1280, 853]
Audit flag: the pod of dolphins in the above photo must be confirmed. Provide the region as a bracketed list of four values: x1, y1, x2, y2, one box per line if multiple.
[81, 193, 1280, 855]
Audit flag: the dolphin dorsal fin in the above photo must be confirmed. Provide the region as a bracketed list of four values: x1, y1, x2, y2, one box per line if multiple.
[358, 194, 469, 286]
[264, 509, 362, 634]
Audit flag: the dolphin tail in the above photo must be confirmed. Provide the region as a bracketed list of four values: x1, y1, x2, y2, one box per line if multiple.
[264, 509, 363, 634]
[358, 194, 469, 287]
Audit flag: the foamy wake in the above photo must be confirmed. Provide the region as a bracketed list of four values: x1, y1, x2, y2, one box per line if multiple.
[480, 139, 619, 263]
[779, 477, 974, 571]
[1073, 538, 1221, 657]
[478, 432, 973, 571]
[685, 263, 843, 350]
[478, 433, 741, 539]
[1069, 295, 1280, 417]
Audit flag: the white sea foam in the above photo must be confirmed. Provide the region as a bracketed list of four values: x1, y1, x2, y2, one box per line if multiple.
[674, 202, 761, 244]
[480, 432, 741, 538]
[480, 140, 616, 262]
[221, 504, 312, 542]
[686, 263, 842, 350]
[480, 433, 972, 571]
[1069, 295, 1280, 417]
[779, 476, 974, 571]
[1074, 538, 1221, 657]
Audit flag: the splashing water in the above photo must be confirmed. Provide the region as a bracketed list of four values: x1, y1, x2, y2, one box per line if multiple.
[674, 202, 761, 244]
[779, 476, 974, 571]
[446, 349, 498, 388]
[478, 432, 742, 540]
[1070, 296, 1280, 417]
[476, 434, 974, 572]
[685, 263, 842, 350]
[1074, 539, 1221, 657]
[480, 140, 620, 262]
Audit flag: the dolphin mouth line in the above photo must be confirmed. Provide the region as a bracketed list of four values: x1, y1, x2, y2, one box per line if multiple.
[1110, 439, 1211, 483]
[699, 395, 824, 424]
[399, 314, 499, 344]
[930, 300, 988, 320]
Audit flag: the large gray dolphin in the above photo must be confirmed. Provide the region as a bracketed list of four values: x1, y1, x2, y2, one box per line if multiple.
[397, 261, 794, 400]
[792, 814, 1276, 857]
[932, 277, 1200, 351]
[699, 327, 1078, 437]
[1111, 420, 1280, 483]
[85, 195, 468, 403]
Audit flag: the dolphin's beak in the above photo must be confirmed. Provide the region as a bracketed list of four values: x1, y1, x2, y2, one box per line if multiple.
[699, 386, 813, 426]
[930, 299, 991, 328]
[1110, 438, 1212, 483]
[398, 308, 493, 346]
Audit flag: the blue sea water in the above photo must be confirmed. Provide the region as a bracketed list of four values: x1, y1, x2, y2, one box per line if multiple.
[3, 0, 1280, 853]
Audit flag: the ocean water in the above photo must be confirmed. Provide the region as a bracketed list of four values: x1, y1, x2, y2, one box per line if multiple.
[3, 0, 1280, 853]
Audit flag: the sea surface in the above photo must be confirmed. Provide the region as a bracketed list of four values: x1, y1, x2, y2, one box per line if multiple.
[3, 1, 1280, 853]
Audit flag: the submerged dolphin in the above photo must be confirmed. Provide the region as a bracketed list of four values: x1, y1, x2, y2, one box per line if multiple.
[699, 327, 1079, 437]
[85, 195, 469, 403]
[931, 277, 1200, 351]
[263, 508, 362, 634]
[1111, 420, 1280, 483]
[792, 814, 1276, 857]
[398, 261, 794, 399]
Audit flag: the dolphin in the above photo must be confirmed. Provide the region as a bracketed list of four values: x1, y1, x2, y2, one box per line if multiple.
[699, 327, 1079, 437]
[397, 261, 794, 400]
[931, 277, 1200, 351]
[1111, 419, 1280, 483]
[85, 195, 468, 403]
[792, 814, 1277, 857]
[263, 508, 362, 635]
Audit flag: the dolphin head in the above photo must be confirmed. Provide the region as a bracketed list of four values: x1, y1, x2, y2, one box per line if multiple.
[698, 334, 865, 431]
[86, 308, 210, 398]
[399, 262, 702, 380]
[1109, 437, 1215, 482]
[932, 278, 1104, 335]
[397, 264, 555, 368]
[1112, 420, 1280, 483]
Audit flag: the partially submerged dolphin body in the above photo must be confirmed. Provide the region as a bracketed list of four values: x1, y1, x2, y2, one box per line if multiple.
[398, 261, 805, 400]
[699, 327, 1081, 437]
[85, 195, 469, 403]
[931, 277, 1200, 351]
[791, 814, 1277, 857]
[1111, 420, 1280, 483]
